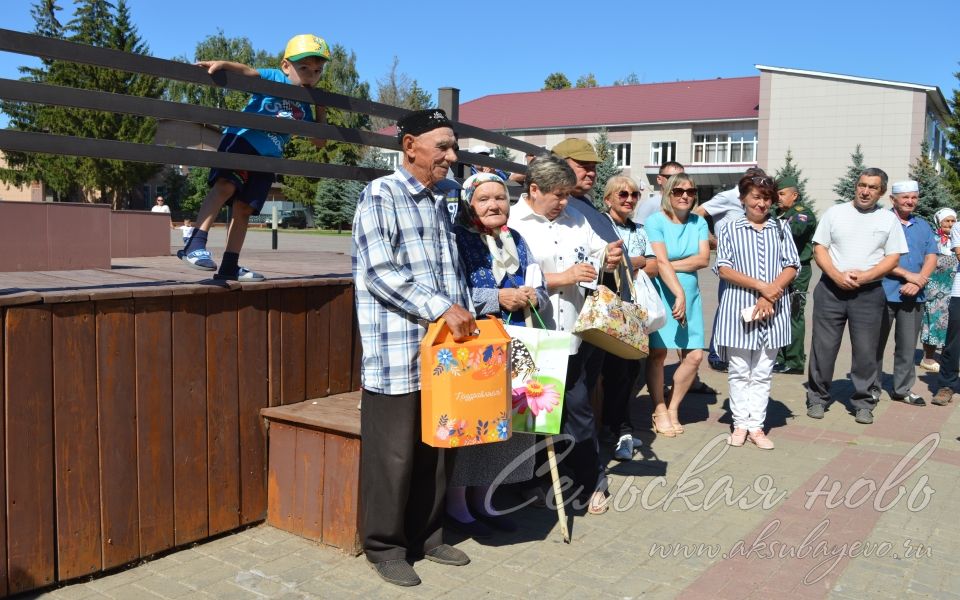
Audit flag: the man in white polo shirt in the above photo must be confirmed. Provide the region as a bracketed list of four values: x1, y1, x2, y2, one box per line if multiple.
[806, 168, 908, 424]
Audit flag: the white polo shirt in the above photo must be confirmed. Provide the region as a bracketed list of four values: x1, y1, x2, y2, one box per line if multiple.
[508, 195, 607, 354]
[811, 201, 907, 281]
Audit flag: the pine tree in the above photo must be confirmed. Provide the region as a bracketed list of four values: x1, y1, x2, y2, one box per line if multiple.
[945, 66, 960, 201]
[314, 148, 388, 232]
[909, 141, 958, 226]
[774, 149, 814, 207]
[0, 0, 165, 207]
[833, 145, 866, 203]
[592, 129, 620, 208]
[492, 144, 514, 162]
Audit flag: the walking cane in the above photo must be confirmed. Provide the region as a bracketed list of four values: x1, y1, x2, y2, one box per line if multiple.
[544, 435, 570, 543]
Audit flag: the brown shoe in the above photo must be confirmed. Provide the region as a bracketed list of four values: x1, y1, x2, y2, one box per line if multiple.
[932, 387, 953, 406]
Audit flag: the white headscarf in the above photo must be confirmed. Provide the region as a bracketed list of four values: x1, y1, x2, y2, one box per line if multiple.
[460, 173, 520, 283]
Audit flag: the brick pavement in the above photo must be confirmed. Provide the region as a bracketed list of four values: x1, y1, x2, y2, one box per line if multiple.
[28, 235, 960, 599]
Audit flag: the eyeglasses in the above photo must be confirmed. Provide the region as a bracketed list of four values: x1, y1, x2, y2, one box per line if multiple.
[671, 188, 698, 198]
[749, 176, 774, 187]
[616, 190, 640, 200]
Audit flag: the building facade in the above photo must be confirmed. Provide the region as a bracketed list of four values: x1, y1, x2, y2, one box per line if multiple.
[439, 65, 951, 213]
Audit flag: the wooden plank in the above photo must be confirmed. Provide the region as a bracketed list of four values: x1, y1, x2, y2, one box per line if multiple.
[135, 297, 174, 556]
[0, 312, 8, 596]
[280, 288, 307, 406]
[266, 423, 297, 534]
[260, 393, 361, 437]
[305, 286, 333, 399]
[327, 285, 354, 394]
[321, 435, 361, 553]
[171, 295, 208, 545]
[5, 305, 55, 592]
[206, 291, 240, 535]
[294, 428, 325, 541]
[237, 291, 268, 525]
[96, 298, 140, 569]
[267, 290, 282, 407]
[52, 303, 102, 580]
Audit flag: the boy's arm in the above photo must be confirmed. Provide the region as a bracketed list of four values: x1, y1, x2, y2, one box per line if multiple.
[197, 60, 259, 78]
[310, 105, 327, 148]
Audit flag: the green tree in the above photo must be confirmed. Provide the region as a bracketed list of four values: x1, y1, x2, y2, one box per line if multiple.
[492, 144, 514, 162]
[833, 144, 866, 203]
[313, 147, 389, 232]
[542, 72, 571, 90]
[575, 73, 598, 88]
[180, 166, 210, 215]
[282, 43, 371, 207]
[945, 65, 960, 201]
[774, 149, 814, 207]
[0, 0, 165, 207]
[592, 129, 620, 207]
[613, 72, 641, 86]
[371, 57, 433, 130]
[909, 141, 958, 225]
[165, 30, 278, 111]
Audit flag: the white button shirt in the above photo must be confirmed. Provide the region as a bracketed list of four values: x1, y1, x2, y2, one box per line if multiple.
[508, 195, 608, 354]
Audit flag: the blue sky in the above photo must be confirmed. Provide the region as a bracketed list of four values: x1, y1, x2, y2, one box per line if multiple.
[0, 0, 958, 111]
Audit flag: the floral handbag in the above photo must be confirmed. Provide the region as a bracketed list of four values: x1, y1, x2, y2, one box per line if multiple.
[573, 255, 649, 359]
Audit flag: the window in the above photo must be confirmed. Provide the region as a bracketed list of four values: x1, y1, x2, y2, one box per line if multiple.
[692, 131, 757, 163]
[383, 151, 401, 170]
[613, 143, 631, 167]
[650, 141, 677, 166]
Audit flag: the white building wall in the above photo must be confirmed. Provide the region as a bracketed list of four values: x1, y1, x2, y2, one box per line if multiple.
[760, 71, 922, 214]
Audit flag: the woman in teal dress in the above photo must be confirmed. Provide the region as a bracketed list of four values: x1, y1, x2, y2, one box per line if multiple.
[645, 173, 710, 437]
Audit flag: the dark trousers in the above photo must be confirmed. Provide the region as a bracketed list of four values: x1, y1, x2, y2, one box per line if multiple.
[806, 278, 885, 411]
[602, 354, 645, 436]
[778, 262, 811, 370]
[557, 345, 607, 495]
[360, 389, 448, 563]
[936, 297, 960, 390]
[875, 301, 924, 397]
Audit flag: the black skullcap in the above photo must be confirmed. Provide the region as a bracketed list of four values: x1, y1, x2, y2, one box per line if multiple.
[396, 109, 453, 142]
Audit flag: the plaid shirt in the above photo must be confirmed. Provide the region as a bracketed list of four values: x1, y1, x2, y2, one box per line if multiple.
[352, 167, 470, 395]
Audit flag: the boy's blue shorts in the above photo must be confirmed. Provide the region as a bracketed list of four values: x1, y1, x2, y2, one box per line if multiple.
[208, 134, 275, 215]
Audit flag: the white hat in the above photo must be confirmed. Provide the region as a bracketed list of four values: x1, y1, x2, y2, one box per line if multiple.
[891, 180, 919, 194]
[934, 207, 957, 225]
[468, 144, 492, 155]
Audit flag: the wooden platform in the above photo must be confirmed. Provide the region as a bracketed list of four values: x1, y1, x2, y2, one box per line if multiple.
[0, 251, 360, 595]
[262, 392, 362, 554]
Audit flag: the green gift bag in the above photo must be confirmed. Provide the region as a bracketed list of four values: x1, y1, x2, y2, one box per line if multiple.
[504, 307, 572, 435]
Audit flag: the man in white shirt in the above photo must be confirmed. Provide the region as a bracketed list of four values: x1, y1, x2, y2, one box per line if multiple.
[806, 168, 908, 424]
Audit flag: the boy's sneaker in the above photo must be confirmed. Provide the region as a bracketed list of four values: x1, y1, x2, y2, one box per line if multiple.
[177, 248, 217, 271]
[614, 434, 634, 461]
[214, 267, 265, 282]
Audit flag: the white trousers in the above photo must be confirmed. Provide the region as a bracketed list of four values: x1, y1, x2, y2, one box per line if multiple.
[726, 346, 777, 431]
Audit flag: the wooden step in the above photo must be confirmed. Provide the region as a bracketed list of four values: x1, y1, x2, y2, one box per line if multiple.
[261, 391, 362, 555]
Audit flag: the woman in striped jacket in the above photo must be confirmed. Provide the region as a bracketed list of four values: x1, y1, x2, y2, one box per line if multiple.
[713, 175, 800, 450]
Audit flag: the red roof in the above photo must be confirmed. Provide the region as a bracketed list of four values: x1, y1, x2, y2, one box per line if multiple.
[458, 76, 760, 131]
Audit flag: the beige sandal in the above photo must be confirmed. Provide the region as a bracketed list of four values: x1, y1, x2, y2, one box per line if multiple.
[588, 491, 610, 515]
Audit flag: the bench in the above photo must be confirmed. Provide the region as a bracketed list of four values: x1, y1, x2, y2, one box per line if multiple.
[261, 391, 362, 555]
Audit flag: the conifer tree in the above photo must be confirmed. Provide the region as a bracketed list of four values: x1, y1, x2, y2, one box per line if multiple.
[909, 141, 958, 226]
[592, 129, 620, 208]
[833, 145, 866, 203]
[774, 149, 813, 207]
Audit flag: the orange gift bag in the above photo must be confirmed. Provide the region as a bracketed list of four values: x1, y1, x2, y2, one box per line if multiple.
[420, 315, 512, 448]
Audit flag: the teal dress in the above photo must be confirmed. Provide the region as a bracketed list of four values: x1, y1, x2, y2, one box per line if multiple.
[645, 212, 709, 349]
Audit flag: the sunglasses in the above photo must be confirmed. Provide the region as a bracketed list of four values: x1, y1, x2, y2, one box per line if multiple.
[671, 188, 698, 198]
[749, 176, 774, 187]
[616, 190, 640, 200]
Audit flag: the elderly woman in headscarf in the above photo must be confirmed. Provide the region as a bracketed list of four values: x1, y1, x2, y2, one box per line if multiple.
[920, 207, 959, 372]
[445, 173, 546, 538]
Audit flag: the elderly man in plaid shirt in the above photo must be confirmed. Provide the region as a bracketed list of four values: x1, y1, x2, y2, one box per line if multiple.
[352, 109, 477, 587]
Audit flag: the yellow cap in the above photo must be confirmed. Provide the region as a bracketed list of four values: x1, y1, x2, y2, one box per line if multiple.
[284, 34, 331, 62]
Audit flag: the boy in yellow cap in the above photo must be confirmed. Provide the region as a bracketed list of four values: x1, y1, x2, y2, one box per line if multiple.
[178, 34, 330, 280]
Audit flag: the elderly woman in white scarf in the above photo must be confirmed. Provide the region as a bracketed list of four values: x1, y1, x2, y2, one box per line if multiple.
[920, 207, 959, 372]
[445, 173, 546, 538]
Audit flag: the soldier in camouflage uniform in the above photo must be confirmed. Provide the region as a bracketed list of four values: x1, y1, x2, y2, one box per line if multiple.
[774, 177, 817, 374]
